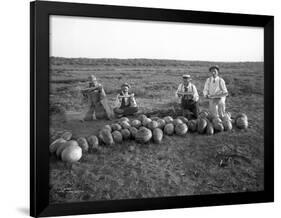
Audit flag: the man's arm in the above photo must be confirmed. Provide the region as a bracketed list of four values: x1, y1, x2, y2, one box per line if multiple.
[203, 78, 209, 97]
[175, 84, 183, 98]
[220, 78, 228, 95]
[192, 85, 199, 102]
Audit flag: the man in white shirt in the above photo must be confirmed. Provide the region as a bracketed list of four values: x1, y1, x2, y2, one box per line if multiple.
[203, 65, 228, 119]
[176, 74, 199, 119]
[113, 83, 138, 118]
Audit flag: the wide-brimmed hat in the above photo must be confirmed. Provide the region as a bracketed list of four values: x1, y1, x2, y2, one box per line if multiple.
[121, 82, 131, 88]
[182, 74, 192, 80]
[209, 65, 220, 72]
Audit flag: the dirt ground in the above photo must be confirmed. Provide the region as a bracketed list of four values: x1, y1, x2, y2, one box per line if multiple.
[49, 58, 264, 203]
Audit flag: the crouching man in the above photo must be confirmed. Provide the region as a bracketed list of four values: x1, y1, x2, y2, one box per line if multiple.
[113, 83, 138, 118]
[176, 74, 199, 119]
[203, 65, 228, 119]
[81, 75, 113, 121]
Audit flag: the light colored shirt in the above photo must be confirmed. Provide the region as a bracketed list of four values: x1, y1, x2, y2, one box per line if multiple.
[115, 92, 137, 108]
[203, 76, 228, 97]
[175, 83, 199, 102]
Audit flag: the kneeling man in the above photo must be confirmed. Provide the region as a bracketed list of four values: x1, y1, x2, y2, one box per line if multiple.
[176, 74, 199, 119]
[114, 83, 138, 117]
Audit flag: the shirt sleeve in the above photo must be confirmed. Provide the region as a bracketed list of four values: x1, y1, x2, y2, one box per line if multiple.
[192, 85, 199, 102]
[220, 78, 228, 95]
[115, 94, 121, 108]
[130, 95, 137, 107]
[175, 84, 182, 98]
[203, 78, 210, 97]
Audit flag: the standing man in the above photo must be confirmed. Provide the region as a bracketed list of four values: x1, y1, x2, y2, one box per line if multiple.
[176, 74, 199, 119]
[114, 83, 138, 117]
[81, 75, 113, 121]
[203, 65, 228, 119]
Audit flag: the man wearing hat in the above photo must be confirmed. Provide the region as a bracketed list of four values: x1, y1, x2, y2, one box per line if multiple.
[176, 74, 199, 119]
[203, 65, 228, 118]
[81, 75, 113, 121]
[113, 82, 138, 117]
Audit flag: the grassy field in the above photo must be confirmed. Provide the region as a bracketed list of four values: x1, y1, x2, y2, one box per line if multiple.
[49, 57, 264, 204]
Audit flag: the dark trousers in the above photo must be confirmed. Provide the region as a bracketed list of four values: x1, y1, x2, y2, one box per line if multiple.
[114, 106, 138, 116]
[181, 99, 199, 119]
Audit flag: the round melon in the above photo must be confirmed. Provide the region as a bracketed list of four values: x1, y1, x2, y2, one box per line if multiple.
[61, 143, 82, 163]
[111, 123, 122, 131]
[56, 140, 78, 158]
[177, 116, 188, 124]
[164, 123, 174, 135]
[223, 120, 233, 131]
[103, 124, 112, 132]
[121, 129, 131, 140]
[61, 131, 72, 140]
[77, 137, 89, 152]
[87, 135, 99, 151]
[163, 116, 173, 124]
[157, 119, 166, 129]
[142, 117, 152, 127]
[120, 121, 131, 129]
[147, 120, 158, 130]
[206, 122, 214, 135]
[131, 119, 142, 128]
[213, 122, 224, 132]
[153, 128, 163, 144]
[138, 114, 147, 123]
[173, 118, 183, 126]
[175, 123, 188, 136]
[119, 117, 130, 123]
[212, 117, 223, 124]
[187, 120, 197, 132]
[99, 129, 114, 145]
[197, 119, 208, 134]
[135, 127, 152, 143]
[236, 117, 248, 129]
[129, 127, 138, 139]
[222, 112, 232, 122]
[112, 131, 123, 143]
[236, 113, 248, 120]
[151, 116, 160, 121]
[49, 138, 66, 154]
[199, 110, 209, 119]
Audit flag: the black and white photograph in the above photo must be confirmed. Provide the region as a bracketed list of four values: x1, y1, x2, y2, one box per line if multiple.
[49, 15, 265, 204]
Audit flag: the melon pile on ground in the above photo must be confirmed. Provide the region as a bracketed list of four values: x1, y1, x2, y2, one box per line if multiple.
[49, 112, 249, 163]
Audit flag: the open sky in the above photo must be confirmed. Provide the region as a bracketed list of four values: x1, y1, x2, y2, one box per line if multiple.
[50, 15, 264, 62]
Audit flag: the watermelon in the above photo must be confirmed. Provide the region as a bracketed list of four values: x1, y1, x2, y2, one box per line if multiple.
[99, 129, 114, 145]
[147, 120, 158, 130]
[206, 122, 214, 135]
[49, 138, 66, 154]
[61, 143, 82, 163]
[153, 128, 163, 144]
[129, 127, 138, 139]
[173, 118, 183, 126]
[163, 116, 173, 124]
[138, 114, 147, 122]
[131, 119, 142, 128]
[135, 127, 152, 143]
[77, 137, 89, 152]
[87, 135, 99, 151]
[151, 116, 160, 121]
[121, 129, 131, 140]
[120, 121, 131, 129]
[164, 123, 174, 135]
[187, 120, 197, 132]
[175, 123, 188, 136]
[199, 110, 209, 119]
[103, 124, 112, 132]
[119, 117, 130, 123]
[213, 121, 224, 132]
[111, 123, 122, 131]
[112, 131, 123, 143]
[197, 119, 208, 134]
[56, 140, 78, 158]
[142, 117, 152, 127]
[223, 120, 233, 131]
[236, 117, 248, 129]
[157, 119, 166, 129]
[177, 116, 188, 124]
[61, 131, 72, 140]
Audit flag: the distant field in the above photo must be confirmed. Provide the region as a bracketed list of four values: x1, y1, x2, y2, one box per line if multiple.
[49, 57, 264, 203]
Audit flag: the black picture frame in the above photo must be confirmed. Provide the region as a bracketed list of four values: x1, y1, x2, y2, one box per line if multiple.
[30, 1, 274, 217]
